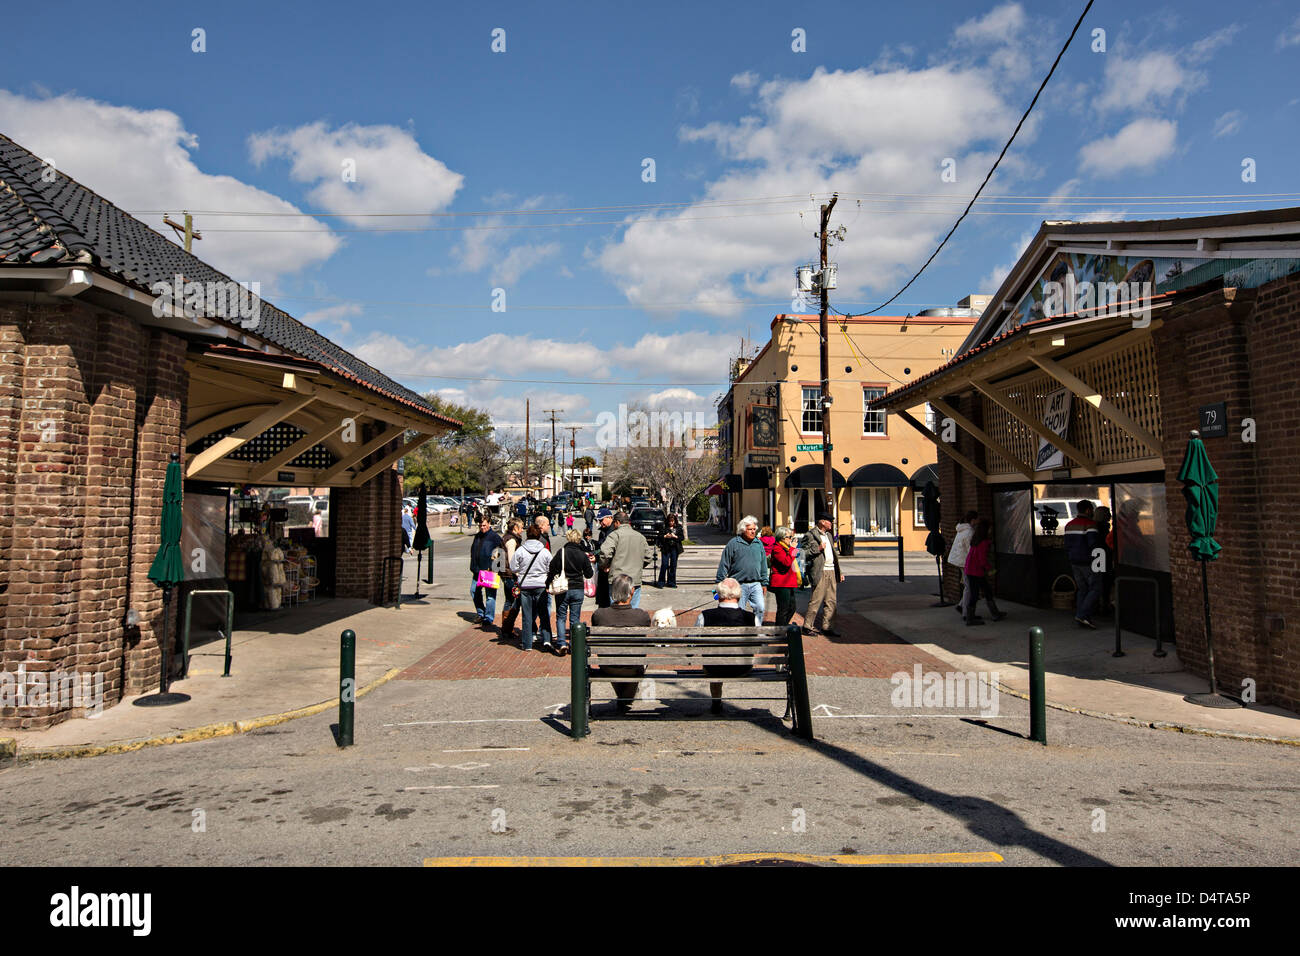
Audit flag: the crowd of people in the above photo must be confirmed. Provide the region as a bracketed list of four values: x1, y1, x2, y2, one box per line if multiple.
[469, 503, 673, 655]
[713, 514, 845, 636]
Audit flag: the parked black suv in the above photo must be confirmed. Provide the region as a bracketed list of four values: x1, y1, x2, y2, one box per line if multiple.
[629, 507, 666, 544]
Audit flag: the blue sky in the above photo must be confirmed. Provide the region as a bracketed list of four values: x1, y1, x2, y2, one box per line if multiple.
[4, 0, 1299, 456]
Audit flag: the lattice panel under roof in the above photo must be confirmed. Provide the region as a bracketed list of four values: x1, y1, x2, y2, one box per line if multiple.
[187, 423, 339, 468]
[978, 337, 1162, 475]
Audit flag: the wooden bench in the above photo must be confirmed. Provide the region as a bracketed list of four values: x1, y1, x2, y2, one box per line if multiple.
[567, 623, 813, 739]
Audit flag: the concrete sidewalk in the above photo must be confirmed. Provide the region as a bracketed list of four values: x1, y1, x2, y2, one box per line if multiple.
[2, 571, 470, 759]
[853, 593, 1300, 744]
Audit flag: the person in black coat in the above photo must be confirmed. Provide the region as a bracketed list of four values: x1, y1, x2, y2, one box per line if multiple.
[656, 513, 683, 588]
[544, 528, 595, 654]
[469, 516, 504, 626]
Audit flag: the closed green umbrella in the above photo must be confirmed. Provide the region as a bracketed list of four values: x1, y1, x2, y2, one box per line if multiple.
[135, 452, 191, 706]
[413, 485, 432, 594]
[1178, 431, 1233, 708]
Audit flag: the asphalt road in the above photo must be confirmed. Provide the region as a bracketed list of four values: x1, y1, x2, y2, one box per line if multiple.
[3, 663, 1297, 866]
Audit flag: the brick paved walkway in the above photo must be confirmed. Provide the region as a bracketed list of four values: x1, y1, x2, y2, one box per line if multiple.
[398, 606, 948, 680]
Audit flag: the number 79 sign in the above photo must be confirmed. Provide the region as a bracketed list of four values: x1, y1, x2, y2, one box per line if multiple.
[1199, 402, 1227, 438]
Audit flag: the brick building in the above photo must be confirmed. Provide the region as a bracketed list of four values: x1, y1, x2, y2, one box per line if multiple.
[716, 308, 977, 549]
[872, 208, 1300, 712]
[0, 132, 458, 729]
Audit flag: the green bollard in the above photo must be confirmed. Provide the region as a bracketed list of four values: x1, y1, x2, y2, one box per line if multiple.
[1029, 626, 1046, 745]
[786, 624, 814, 740]
[339, 629, 356, 747]
[570, 623, 589, 739]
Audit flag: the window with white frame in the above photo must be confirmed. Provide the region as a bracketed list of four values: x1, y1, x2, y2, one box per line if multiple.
[863, 387, 886, 435]
[801, 387, 822, 433]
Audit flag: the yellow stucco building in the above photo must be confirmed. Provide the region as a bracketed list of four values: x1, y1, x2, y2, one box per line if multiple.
[717, 306, 980, 549]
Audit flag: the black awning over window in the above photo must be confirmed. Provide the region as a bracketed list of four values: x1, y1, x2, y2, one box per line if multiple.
[787, 464, 847, 488]
[848, 463, 909, 487]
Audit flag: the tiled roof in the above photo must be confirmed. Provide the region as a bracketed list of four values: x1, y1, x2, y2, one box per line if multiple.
[0, 132, 457, 429]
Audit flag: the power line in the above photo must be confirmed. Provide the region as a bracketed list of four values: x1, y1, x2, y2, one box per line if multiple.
[125, 190, 1300, 220]
[177, 201, 1295, 233]
[850, 0, 1096, 317]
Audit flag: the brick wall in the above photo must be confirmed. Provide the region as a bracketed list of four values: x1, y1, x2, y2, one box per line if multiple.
[333, 430, 403, 604]
[1154, 273, 1300, 711]
[0, 299, 186, 729]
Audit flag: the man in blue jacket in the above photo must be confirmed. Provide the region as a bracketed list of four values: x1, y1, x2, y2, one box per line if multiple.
[470, 515, 505, 627]
[715, 515, 769, 619]
[1064, 500, 1103, 629]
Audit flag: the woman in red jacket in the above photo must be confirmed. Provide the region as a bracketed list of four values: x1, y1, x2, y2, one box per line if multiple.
[962, 519, 1006, 625]
[768, 526, 800, 627]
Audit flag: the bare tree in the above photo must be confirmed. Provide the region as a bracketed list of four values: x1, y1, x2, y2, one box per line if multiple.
[602, 403, 718, 539]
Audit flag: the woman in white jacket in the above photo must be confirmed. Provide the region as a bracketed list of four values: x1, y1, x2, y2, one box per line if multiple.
[947, 511, 979, 615]
[512, 531, 554, 651]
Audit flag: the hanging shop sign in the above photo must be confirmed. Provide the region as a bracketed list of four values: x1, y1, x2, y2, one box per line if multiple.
[1036, 387, 1073, 472]
[747, 404, 778, 449]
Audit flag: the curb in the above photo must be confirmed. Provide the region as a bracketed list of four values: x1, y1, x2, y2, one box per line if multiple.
[850, 605, 1300, 748]
[990, 679, 1300, 748]
[9, 667, 403, 763]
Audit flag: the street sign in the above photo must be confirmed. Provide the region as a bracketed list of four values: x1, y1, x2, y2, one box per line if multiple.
[1199, 402, 1227, 438]
[796, 443, 831, 452]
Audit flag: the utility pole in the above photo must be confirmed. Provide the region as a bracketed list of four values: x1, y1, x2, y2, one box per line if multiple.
[524, 399, 530, 494]
[163, 211, 202, 253]
[819, 193, 838, 536]
[566, 426, 581, 494]
[543, 408, 563, 498]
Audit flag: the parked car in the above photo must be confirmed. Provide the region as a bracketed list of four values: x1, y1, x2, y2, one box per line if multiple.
[629, 508, 666, 544]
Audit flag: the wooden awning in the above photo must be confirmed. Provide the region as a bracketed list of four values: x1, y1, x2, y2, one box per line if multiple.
[872, 307, 1174, 484]
[184, 349, 456, 486]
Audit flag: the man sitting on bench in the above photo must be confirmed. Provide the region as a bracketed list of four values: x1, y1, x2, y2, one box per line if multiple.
[696, 577, 756, 714]
[590, 572, 651, 711]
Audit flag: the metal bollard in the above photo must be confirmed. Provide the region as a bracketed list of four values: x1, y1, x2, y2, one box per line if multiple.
[786, 624, 814, 740]
[426, 540, 434, 585]
[1028, 626, 1046, 745]
[570, 623, 589, 739]
[339, 628, 356, 747]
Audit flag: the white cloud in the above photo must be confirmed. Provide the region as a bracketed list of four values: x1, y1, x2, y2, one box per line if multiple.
[1213, 110, 1244, 138]
[597, 61, 1021, 316]
[248, 121, 463, 224]
[1079, 118, 1177, 176]
[1280, 16, 1300, 49]
[1097, 28, 1237, 113]
[730, 72, 759, 92]
[607, 331, 741, 382]
[979, 228, 1036, 293]
[953, 3, 1026, 45]
[299, 302, 362, 336]
[495, 242, 562, 285]
[447, 195, 563, 285]
[951, 3, 1030, 79]
[352, 331, 608, 380]
[1097, 52, 1205, 112]
[0, 90, 340, 283]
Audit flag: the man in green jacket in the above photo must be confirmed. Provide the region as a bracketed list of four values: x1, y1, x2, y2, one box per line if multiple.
[598, 512, 648, 608]
[715, 514, 769, 619]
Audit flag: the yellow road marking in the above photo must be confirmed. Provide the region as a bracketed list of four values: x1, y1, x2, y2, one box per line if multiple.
[425, 851, 1002, 867]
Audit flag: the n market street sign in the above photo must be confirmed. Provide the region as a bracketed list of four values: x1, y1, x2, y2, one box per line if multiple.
[797, 443, 831, 452]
